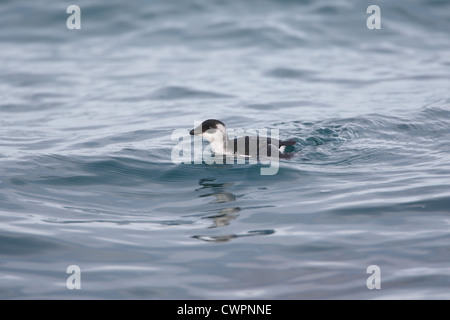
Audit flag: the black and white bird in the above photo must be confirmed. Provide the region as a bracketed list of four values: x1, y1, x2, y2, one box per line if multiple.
[190, 119, 296, 159]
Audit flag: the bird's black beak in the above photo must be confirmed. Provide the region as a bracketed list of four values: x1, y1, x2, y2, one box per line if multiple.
[190, 129, 195, 135]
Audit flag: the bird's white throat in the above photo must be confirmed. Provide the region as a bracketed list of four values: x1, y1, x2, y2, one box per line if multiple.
[202, 124, 229, 155]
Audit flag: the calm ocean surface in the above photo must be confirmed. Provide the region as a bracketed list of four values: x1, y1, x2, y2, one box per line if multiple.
[1, 0, 450, 299]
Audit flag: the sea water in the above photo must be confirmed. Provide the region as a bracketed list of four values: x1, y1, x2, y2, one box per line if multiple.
[1, 0, 450, 299]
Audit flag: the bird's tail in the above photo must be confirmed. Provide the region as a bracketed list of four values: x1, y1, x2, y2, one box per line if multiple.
[279, 139, 297, 147]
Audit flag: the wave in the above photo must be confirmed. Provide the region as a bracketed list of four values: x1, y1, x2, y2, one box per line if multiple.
[149, 86, 234, 100]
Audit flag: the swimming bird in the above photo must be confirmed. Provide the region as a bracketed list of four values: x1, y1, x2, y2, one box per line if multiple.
[190, 119, 296, 158]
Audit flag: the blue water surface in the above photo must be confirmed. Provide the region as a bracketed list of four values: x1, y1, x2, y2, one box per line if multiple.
[1, 0, 450, 299]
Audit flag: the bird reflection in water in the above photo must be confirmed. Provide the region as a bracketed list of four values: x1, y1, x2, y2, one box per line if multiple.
[195, 178, 239, 228]
[192, 178, 275, 243]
